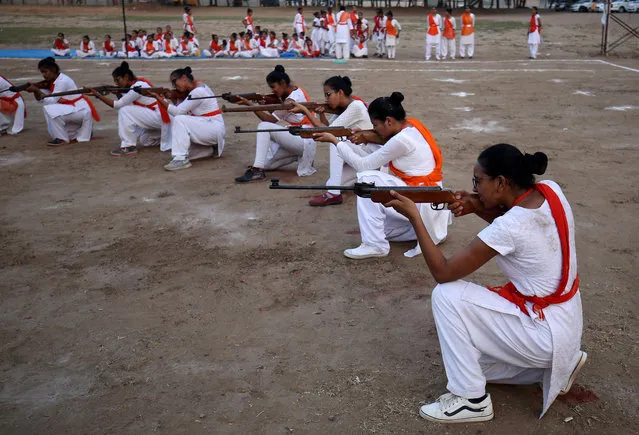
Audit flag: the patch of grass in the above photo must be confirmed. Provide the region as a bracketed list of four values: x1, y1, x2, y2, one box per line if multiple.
[0, 26, 120, 46]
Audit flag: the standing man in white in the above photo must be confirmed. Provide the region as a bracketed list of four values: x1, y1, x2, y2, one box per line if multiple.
[294, 7, 306, 37]
[528, 6, 542, 59]
[335, 5, 354, 62]
[384, 144, 586, 423]
[459, 7, 475, 59]
[440, 9, 456, 60]
[426, 7, 442, 61]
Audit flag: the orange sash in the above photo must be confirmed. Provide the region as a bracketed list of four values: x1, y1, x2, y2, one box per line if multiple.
[164, 39, 174, 54]
[529, 14, 539, 33]
[209, 40, 222, 52]
[350, 12, 358, 24]
[243, 40, 252, 50]
[338, 12, 349, 25]
[443, 18, 455, 39]
[54, 39, 66, 50]
[327, 13, 335, 26]
[82, 41, 90, 52]
[126, 42, 137, 53]
[488, 184, 579, 320]
[288, 86, 313, 126]
[386, 19, 397, 37]
[133, 78, 170, 124]
[0, 76, 22, 115]
[461, 13, 474, 36]
[59, 95, 100, 122]
[145, 41, 155, 54]
[428, 15, 439, 36]
[186, 15, 194, 28]
[245, 16, 253, 27]
[389, 118, 442, 186]
[104, 40, 114, 52]
[196, 109, 222, 117]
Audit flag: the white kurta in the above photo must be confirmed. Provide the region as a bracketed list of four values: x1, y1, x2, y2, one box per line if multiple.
[433, 180, 582, 417]
[76, 41, 96, 58]
[528, 14, 542, 45]
[336, 125, 451, 255]
[113, 79, 168, 149]
[165, 84, 225, 159]
[294, 13, 306, 35]
[0, 75, 26, 135]
[252, 87, 315, 176]
[40, 73, 93, 142]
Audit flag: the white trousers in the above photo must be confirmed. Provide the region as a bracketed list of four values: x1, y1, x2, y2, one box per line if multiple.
[425, 37, 441, 60]
[529, 43, 539, 59]
[375, 34, 386, 55]
[169, 115, 225, 160]
[98, 50, 117, 58]
[117, 51, 139, 58]
[76, 50, 96, 58]
[432, 280, 553, 399]
[44, 106, 92, 142]
[326, 142, 380, 195]
[459, 35, 474, 58]
[252, 121, 307, 170]
[0, 97, 25, 134]
[141, 51, 161, 59]
[356, 170, 449, 251]
[156, 52, 177, 58]
[386, 45, 396, 59]
[118, 105, 166, 149]
[51, 48, 70, 56]
[334, 42, 350, 60]
[440, 38, 456, 59]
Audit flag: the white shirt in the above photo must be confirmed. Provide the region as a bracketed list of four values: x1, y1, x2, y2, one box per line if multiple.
[168, 84, 221, 117]
[79, 41, 95, 52]
[327, 100, 372, 130]
[113, 79, 156, 110]
[40, 73, 77, 105]
[273, 87, 309, 125]
[336, 125, 435, 175]
[335, 11, 354, 42]
[0, 76, 19, 100]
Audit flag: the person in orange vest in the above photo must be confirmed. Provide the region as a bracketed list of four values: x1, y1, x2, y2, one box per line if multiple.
[325, 7, 336, 55]
[99, 34, 117, 58]
[0, 75, 26, 135]
[141, 34, 161, 59]
[441, 9, 456, 60]
[183, 6, 196, 35]
[243, 8, 255, 34]
[426, 7, 442, 61]
[76, 35, 96, 58]
[459, 6, 475, 59]
[89, 61, 170, 156]
[334, 5, 354, 62]
[528, 6, 542, 59]
[147, 66, 226, 171]
[312, 91, 450, 258]
[203, 34, 224, 58]
[25, 57, 98, 146]
[384, 10, 401, 60]
[385, 143, 586, 423]
[157, 32, 177, 58]
[51, 33, 70, 57]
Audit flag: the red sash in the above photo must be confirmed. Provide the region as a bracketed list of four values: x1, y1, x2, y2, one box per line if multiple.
[389, 118, 443, 186]
[194, 109, 222, 117]
[132, 79, 170, 124]
[82, 41, 90, 52]
[428, 15, 439, 36]
[127, 42, 137, 53]
[59, 95, 100, 122]
[443, 17, 455, 39]
[104, 41, 114, 52]
[209, 41, 222, 52]
[54, 39, 66, 50]
[374, 16, 383, 33]
[529, 14, 539, 33]
[488, 184, 579, 320]
[288, 87, 313, 126]
[164, 39, 174, 54]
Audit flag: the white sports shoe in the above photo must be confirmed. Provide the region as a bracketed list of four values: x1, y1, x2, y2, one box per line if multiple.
[560, 350, 587, 395]
[343, 244, 389, 260]
[419, 392, 494, 423]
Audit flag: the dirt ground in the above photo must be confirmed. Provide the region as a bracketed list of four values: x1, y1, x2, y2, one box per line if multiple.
[0, 5, 638, 435]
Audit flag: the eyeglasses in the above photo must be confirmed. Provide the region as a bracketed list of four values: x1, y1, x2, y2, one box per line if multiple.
[171, 79, 177, 86]
[472, 175, 492, 189]
[324, 91, 334, 98]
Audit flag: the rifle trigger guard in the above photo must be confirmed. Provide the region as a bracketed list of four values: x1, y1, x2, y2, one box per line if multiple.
[431, 202, 445, 211]
[353, 181, 375, 198]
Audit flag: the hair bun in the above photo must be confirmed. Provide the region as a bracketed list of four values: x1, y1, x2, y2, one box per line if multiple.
[274, 65, 285, 73]
[389, 91, 404, 105]
[524, 152, 548, 175]
[45, 56, 56, 62]
[342, 76, 352, 87]
[184, 66, 192, 74]
[121, 61, 129, 69]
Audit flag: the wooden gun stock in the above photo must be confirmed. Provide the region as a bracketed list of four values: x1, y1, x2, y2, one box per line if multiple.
[222, 102, 335, 114]
[295, 127, 353, 138]
[370, 189, 457, 205]
[10, 80, 51, 92]
[222, 92, 281, 104]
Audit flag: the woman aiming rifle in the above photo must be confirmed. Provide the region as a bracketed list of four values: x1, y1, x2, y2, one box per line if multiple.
[90, 61, 170, 157]
[312, 91, 450, 258]
[383, 144, 585, 423]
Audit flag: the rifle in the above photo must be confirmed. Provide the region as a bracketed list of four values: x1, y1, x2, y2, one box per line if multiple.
[235, 125, 352, 139]
[188, 92, 281, 104]
[269, 178, 456, 210]
[41, 85, 118, 98]
[9, 80, 51, 93]
[222, 102, 336, 114]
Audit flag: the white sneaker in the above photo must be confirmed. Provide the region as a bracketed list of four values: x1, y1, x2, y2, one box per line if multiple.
[560, 350, 587, 395]
[343, 244, 389, 260]
[164, 158, 192, 171]
[419, 392, 494, 423]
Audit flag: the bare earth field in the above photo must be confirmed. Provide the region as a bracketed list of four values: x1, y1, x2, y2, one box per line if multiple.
[0, 5, 638, 435]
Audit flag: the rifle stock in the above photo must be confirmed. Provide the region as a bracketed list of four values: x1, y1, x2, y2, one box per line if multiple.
[222, 102, 336, 114]
[10, 80, 51, 93]
[42, 85, 115, 98]
[235, 126, 352, 138]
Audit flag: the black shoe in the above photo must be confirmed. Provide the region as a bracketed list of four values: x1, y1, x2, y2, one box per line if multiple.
[47, 138, 66, 147]
[234, 166, 266, 183]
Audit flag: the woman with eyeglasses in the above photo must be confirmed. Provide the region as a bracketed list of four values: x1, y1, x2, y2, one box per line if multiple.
[287, 75, 374, 206]
[234, 65, 317, 183]
[147, 66, 226, 171]
[383, 144, 585, 423]
[311, 91, 450, 258]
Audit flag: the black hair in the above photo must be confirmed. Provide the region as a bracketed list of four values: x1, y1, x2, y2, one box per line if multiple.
[171, 66, 195, 82]
[248, 8, 253, 13]
[447, 8, 453, 13]
[339, 5, 345, 10]
[266, 65, 291, 86]
[105, 34, 111, 39]
[184, 6, 191, 11]
[532, 6, 538, 11]
[386, 10, 393, 17]
[112, 61, 136, 80]
[377, 8, 383, 14]
[231, 32, 238, 38]
[83, 34, 90, 40]
[282, 32, 288, 38]
[324, 76, 353, 96]
[477, 144, 548, 190]
[38, 57, 60, 73]
[212, 34, 218, 39]
[148, 33, 155, 40]
[57, 32, 64, 37]
[368, 92, 406, 122]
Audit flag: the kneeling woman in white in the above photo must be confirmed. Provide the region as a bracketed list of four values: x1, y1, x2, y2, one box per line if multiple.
[26, 57, 99, 146]
[385, 144, 585, 423]
[291, 76, 374, 207]
[234, 65, 316, 183]
[313, 92, 450, 258]
[90, 61, 170, 156]
[150, 67, 225, 171]
[0, 75, 26, 135]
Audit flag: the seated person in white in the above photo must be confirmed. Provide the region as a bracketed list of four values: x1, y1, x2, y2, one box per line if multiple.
[76, 35, 96, 58]
[384, 143, 585, 424]
[0, 74, 26, 135]
[118, 35, 139, 58]
[99, 34, 117, 57]
[51, 33, 70, 56]
[203, 34, 224, 57]
[312, 91, 450, 258]
[148, 66, 226, 171]
[351, 34, 368, 58]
